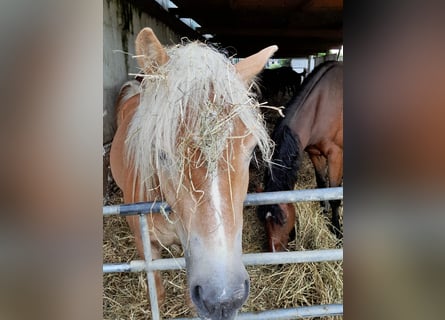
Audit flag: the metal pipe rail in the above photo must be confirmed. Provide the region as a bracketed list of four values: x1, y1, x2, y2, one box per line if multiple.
[103, 187, 343, 319]
[103, 249, 343, 273]
[103, 187, 343, 216]
[173, 304, 343, 320]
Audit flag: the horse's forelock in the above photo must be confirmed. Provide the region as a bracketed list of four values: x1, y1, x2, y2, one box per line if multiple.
[125, 42, 272, 195]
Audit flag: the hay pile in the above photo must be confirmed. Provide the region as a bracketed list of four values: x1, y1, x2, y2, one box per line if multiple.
[103, 149, 343, 319]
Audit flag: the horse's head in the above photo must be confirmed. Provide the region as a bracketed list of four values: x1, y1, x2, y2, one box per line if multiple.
[258, 203, 296, 252]
[128, 28, 277, 319]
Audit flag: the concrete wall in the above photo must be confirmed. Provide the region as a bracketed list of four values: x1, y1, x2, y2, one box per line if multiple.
[103, 0, 180, 143]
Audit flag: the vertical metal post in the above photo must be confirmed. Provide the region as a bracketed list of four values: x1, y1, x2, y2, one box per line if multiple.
[139, 214, 161, 320]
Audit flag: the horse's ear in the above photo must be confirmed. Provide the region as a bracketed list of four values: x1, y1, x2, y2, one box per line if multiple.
[235, 45, 278, 84]
[135, 28, 169, 74]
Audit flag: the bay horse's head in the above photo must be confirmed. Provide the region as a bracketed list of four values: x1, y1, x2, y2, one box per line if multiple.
[256, 184, 296, 252]
[126, 28, 277, 319]
[259, 203, 296, 252]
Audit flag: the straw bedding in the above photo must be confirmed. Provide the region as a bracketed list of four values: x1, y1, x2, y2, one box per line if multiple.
[103, 145, 343, 319]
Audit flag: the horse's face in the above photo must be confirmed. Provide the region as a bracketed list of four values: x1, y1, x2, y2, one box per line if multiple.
[159, 121, 256, 319]
[132, 28, 277, 319]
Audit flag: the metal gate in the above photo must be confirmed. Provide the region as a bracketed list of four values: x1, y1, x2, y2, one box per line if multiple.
[103, 187, 343, 320]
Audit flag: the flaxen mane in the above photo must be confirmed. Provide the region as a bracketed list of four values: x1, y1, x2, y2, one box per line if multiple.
[125, 41, 272, 198]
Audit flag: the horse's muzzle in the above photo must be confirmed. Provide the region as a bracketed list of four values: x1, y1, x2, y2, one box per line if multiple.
[191, 278, 249, 320]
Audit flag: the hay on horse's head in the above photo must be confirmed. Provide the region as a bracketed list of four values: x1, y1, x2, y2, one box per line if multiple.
[126, 41, 272, 196]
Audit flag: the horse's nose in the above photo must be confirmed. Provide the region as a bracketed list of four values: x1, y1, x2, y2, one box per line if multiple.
[191, 279, 249, 320]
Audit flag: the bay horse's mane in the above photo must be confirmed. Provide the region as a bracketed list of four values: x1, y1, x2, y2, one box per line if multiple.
[125, 41, 272, 197]
[263, 125, 302, 195]
[261, 61, 341, 218]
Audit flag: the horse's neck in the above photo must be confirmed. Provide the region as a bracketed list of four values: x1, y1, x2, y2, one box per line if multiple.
[285, 99, 317, 149]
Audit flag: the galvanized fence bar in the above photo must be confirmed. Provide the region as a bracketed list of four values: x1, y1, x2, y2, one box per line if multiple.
[139, 214, 161, 320]
[103, 187, 343, 216]
[172, 304, 343, 320]
[103, 249, 343, 273]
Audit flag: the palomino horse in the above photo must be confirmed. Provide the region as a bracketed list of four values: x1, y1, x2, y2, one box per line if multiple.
[110, 28, 276, 319]
[257, 61, 343, 252]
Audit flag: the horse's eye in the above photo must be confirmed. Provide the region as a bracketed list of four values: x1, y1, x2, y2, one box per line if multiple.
[158, 151, 172, 166]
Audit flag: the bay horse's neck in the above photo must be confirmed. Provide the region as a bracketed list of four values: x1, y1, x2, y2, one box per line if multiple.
[283, 61, 339, 118]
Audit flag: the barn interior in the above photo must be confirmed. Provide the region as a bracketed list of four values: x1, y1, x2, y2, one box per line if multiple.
[130, 0, 343, 58]
[103, 0, 343, 319]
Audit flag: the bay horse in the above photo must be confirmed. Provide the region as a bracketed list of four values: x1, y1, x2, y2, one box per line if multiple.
[110, 28, 276, 319]
[257, 61, 343, 252]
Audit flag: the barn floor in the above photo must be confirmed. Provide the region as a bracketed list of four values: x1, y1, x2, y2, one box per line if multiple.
[103, 149, 343, 319]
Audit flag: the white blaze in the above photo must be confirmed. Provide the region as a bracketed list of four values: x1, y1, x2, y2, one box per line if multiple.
[210, 172, 229, 255]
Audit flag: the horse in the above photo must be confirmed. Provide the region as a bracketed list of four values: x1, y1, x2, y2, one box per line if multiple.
[110, 27, 277, 319]
[257, 61, 343, 252]
[257, 66, 302, 106]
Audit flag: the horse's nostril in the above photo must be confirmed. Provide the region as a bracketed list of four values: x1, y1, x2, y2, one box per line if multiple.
[230, 279, 250, 309]
[192, 285, 217, 314]
[192, 285, 202, 303]
[243, 279, 250, 301]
